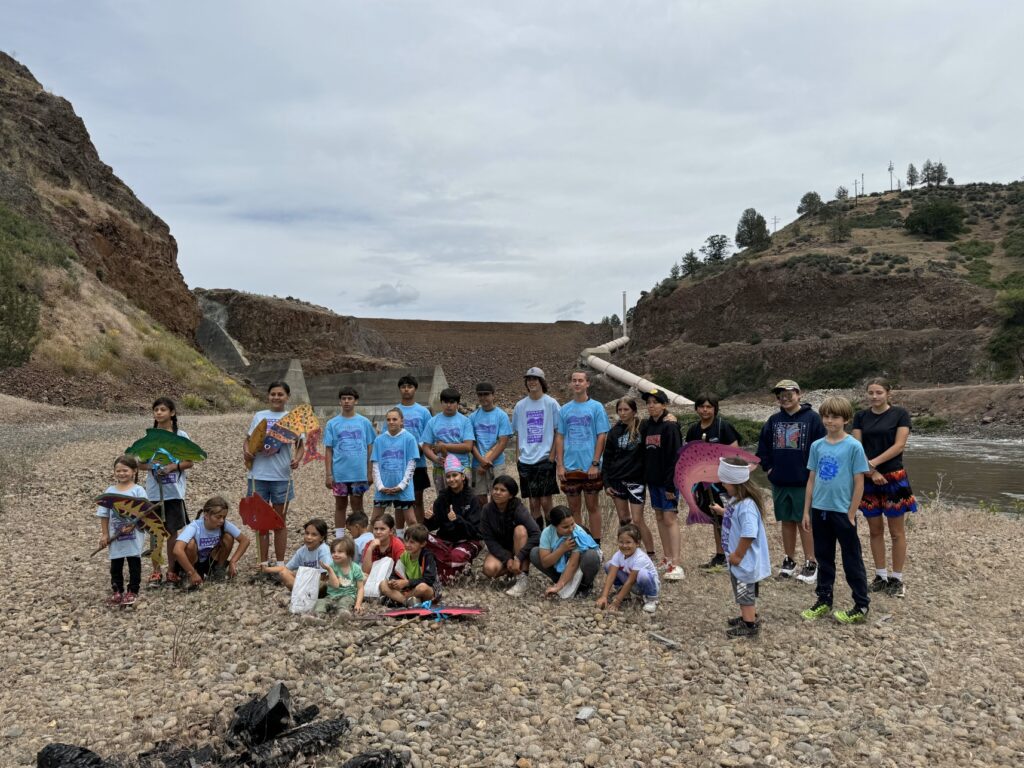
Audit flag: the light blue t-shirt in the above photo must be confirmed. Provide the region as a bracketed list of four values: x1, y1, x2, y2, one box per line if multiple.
[421, 413, 475, 465]
[557, 399, 611, 472]
[538, 524, 600, 573]
[249, 410, 296, 482]
[372, 429, 421, 502]
[396, 403, 433, 468]
[177, 518, 243, 562]
[721, 497, 772, 584]
[512, 394, 561, 465]
[469, 407, 513, 468]
[96, 484, 147, 559]
[324, 413, 376, 483]
[286, 542, 332, 572]
[807, 435, 871, 514]
[353, 531, 375, 562]
[143, 429, 190, 501]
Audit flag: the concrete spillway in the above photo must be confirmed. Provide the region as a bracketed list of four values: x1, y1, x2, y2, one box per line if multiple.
[581, 336, 693, 406]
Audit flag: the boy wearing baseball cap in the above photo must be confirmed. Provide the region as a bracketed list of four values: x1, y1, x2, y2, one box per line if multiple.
[755, 380, 826, 582]
[512, 367, 562, 527]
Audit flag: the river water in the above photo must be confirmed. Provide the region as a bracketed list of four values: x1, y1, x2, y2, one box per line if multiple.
[901, 435, 1024, 508]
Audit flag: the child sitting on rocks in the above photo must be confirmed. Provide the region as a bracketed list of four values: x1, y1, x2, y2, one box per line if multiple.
[379, 524, 441, 607]
[316, 536, 365, 614]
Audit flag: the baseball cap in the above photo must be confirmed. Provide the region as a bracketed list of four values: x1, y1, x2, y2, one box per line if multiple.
[475, 382, 495, 394]
[771, 379, 801, 393]
[524, 367, 546, 381]
[642, 388, 669, 404]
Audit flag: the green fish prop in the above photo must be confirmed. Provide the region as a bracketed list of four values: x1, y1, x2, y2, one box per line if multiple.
[126, 429, 207, 465]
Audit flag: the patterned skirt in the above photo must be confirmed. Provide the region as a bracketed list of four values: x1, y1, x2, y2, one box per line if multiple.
[860, 468, 918, 518]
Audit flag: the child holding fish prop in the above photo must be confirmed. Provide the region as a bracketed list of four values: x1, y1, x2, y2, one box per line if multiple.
[243, 382, 318, 564]
[128, 398, 207, 587]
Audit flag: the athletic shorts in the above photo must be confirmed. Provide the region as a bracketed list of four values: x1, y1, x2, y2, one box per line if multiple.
[730, 573, 760, 606]
[860, 469, 918, 518]
[517, 460, 559, 499]
[606, 480, 646, 506]
[156, 498, 188, 533]
[561, 471, 603, 496]
[649, 484, 679, 511]
[413, 467, 431, 493]
[374, 499, 414, 512]
[248, 478, 294, 506]
[194, 558, 214, 579]
[332, 481, 369, 497]
[470, 466, 500, 496]
[772, 485, 805, 523]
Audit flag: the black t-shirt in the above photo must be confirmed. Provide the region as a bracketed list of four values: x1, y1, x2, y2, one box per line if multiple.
[684, 417, 741, 446]
[852, 406, 912, 473]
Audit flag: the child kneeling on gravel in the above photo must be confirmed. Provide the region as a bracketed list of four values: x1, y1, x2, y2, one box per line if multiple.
[710, 459, 771, 638]
[379, 524, 441, 607]
[595, 524, 660, 613]
[173, 497, 250, 588]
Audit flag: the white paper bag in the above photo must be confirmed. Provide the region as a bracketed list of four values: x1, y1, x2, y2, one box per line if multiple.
[289, 566, 320, 614]
[363, 557, 394, 600]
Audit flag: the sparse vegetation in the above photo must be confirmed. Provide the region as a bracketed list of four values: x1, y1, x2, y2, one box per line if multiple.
[912, 415, 949, 433]
[988, 289, 1024, 379]
[948, 239, 995, 259]
[1002, 228, 1024, 259]
[800, 358, 893, 390]
[905, 199, 966, 240]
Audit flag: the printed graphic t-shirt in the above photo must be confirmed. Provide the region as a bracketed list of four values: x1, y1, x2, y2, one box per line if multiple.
[512, 394, 561, 465]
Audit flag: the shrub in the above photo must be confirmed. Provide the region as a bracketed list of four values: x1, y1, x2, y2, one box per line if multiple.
[965, 259, 993, 287]
[849, 245, 868, 255]
[801, 358, 891, 390]
[748, 333, 762, 345]
[849, 209, 904, 228]
[913, 416, 949, 433]
[905, 199, 966, 240]
[1002, 228, 1024, 259]
[949, 240, 995, 259]
[988, 288, 1024, 378]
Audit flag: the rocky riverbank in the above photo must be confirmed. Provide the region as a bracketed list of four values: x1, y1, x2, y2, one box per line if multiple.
[1, 398, 1021, 767]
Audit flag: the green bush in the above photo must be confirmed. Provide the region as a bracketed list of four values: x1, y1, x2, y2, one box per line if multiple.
[800, 358, 891, 390]
[1002, 228, 1024, 259]
[748, 333, 762, 345]
[988, 288, 1024, 378]
[965, 258, 993, 287]
[949, 239, 995, 258]
[850, 209, 904, 228]
[905, 199, 967, 240]
[913, 416, 949, 433]
[849, 245, 868, 255]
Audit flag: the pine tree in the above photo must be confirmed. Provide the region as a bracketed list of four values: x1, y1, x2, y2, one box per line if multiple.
[735, 208, 771, 250]
[906, 163, 919, 189]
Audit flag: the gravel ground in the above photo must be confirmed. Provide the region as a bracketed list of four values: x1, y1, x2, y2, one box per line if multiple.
[1, 398, 1023, 767]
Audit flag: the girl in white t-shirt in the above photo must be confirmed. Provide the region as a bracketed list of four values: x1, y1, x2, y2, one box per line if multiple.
[261, 518, 332, 591]
[96, 455, 148, 606]
[595, 524, 660, 614]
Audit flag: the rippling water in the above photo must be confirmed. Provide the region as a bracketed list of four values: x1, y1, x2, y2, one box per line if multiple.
[902, 435, 1024, 507]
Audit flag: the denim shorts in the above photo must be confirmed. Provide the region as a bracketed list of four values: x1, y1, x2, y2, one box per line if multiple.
[248, 478, 294, 505]
[649, 484, 679, 512]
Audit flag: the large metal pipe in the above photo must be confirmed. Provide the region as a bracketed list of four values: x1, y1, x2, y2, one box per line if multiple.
[582, 335, 693, 406]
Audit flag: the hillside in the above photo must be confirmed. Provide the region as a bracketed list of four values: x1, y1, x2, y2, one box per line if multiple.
[625, 183, 1024, 397]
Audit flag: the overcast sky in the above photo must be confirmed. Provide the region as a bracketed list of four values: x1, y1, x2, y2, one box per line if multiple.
[6, 1, 1023, 322]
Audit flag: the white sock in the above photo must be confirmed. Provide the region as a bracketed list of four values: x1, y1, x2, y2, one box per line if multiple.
[890, 571, 902, 582]
[876, 568, 888, 579]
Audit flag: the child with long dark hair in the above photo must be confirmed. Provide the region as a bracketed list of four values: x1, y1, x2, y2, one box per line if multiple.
[96, 455, 147, 606]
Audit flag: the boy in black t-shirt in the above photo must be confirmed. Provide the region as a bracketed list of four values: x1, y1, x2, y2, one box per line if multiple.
[684, 394, 741, 572]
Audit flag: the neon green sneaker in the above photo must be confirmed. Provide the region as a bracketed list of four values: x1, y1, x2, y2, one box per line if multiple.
[801, 600, 832, 620]
[834, 606, 868, 624]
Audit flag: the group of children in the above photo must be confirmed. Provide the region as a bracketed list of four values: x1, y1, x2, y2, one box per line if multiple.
[96, 373, 916, 638]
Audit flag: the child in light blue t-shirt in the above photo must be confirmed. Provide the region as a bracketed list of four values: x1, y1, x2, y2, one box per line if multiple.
[711, 458, 771, 638]
[96, 455, 148, 606]
[801, 397, 871, 626]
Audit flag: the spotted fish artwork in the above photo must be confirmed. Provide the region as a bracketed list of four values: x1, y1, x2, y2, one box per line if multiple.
[263, 404, 319, 454]
[245, 418, 268, 470]
[673, 441, 761, 524]
[91, 494, 170, 555]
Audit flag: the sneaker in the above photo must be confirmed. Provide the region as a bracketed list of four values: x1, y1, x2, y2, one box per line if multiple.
[147, 571, 163, 588]
[699, 554, 727, 573]
[801, 600, 832, 621]
[664, 564, 686, 581]
[505, 573, 529, 597]
[404, 597, 422, 608]
[642, 596, 658, 614]
[885, 578, 906, 598]
[869, 575, 889, 593]
[727, 615, 759, 627]
[795, 560, 818, 584]
[834, 606, 869, 624]
[121, 591, 138, 607]
[106, 591, 123, 607]
[778, 556, 798, 578]
[726, 621, 760, 638]
[208, 563, 228, 583]
[656, 557, 669, 573]
[558, 569, 584, 600]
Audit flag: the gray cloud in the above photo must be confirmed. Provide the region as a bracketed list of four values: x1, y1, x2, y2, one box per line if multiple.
[6, 1, 1024, 322]
[362, 282, 421, 307]
[554, 299, 586, 321]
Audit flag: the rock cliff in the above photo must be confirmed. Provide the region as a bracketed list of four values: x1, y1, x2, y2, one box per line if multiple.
[0, 51, 198, 336]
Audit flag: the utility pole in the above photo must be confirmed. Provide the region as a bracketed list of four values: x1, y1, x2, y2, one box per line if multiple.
[622, 291, 628, 338]
[888, 161, 894, 192]
[771, 215, 780, 234]
[853, 179, 859, 206]
[861, 173, 865, 197]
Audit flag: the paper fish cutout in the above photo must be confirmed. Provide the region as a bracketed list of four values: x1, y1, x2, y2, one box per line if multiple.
[302, 426, 325, 465]
[239, 494, 285, 532]
[673, 441, 761, 524]
[245, 419, 267, 470]
[263, 404, 319, 457]
[126, 429, 207, 465]
[381, 605, 486, 620]
[91, 494, 169, 555]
